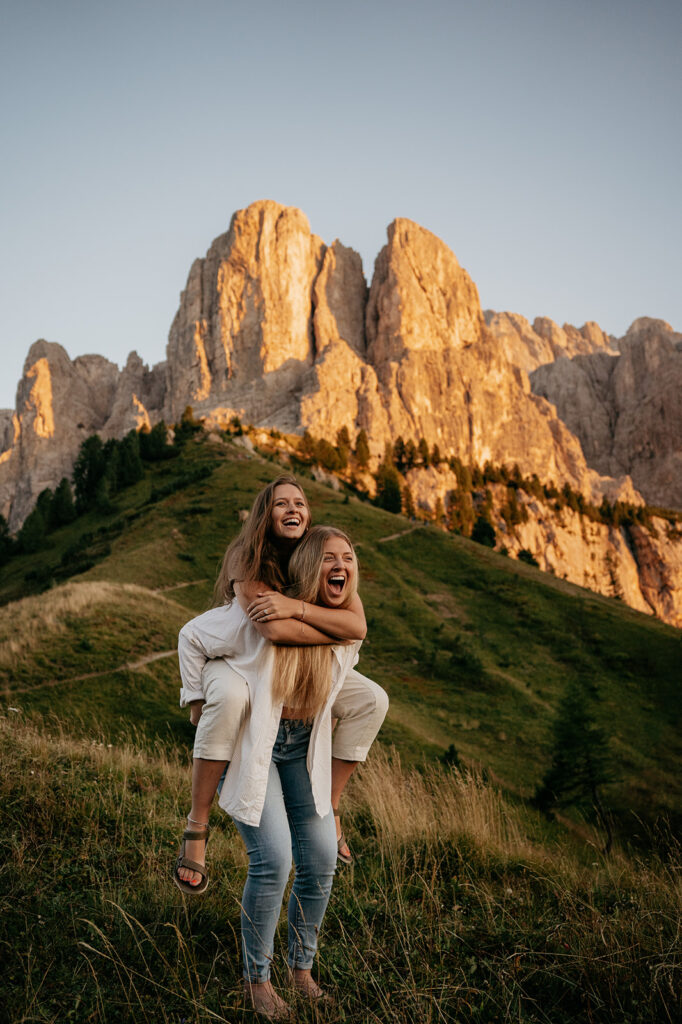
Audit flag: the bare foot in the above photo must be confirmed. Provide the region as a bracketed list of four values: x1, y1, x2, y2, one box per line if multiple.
[243, 979, 292, 1020]
[289, 968, 331, 1002]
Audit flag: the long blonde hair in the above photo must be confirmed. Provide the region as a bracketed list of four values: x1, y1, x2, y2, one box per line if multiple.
[213, 474, 311, 606]
[272, 526, 359, 719]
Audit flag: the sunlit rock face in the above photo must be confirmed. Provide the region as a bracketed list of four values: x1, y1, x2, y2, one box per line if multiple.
[531, 319, 682, 508]
[165, 200, 327, 431]
[0, 202, 645, 527]
[2, 200, 681, 626]
[0, 341, 164, 530]
[484, 311, 618, 375]
[405, 468, 682, 627]
[166, 206, 621, 502]
[360, 218, 604, 495]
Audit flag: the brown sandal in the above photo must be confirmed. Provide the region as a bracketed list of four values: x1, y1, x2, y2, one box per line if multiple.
[332, 806, 352, 865]
[172, 821, 210, 894]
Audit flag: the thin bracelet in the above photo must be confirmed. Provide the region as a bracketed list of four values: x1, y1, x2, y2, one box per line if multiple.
[300, 601, 306, 621]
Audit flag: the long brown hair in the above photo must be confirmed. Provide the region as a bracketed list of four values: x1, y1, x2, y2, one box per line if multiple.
[272, 525, 359, 719]
[213, 474, 311, 606]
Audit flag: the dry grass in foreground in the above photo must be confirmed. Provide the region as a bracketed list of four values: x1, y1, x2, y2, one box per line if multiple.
[1, 712, 680, 1023]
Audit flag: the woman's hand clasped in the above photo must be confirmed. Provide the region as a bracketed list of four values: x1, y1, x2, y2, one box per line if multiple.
[247, 590, 301, 623]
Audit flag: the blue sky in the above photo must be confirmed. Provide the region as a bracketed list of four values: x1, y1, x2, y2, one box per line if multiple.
[1, 0, 680, 408]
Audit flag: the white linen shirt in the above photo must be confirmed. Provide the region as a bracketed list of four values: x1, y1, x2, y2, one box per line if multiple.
[177, 603, 361, 826]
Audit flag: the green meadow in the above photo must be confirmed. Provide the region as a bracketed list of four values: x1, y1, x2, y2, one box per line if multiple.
[1, 433, 680, 1022]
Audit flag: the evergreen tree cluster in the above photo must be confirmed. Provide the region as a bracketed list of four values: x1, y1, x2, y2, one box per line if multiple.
[71, 422, 179, 516]
[293, 424, 678, 547]
[2, 478, 78, 560]
[298, 427, 368, 474]
[1, 421, 178, 561]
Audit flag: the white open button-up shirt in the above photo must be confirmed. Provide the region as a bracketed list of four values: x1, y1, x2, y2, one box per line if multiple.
[177, 602, 361, 826]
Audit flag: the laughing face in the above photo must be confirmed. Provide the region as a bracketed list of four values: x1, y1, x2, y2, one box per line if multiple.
[318, 536, 356, 607]
[270, 483, 310, 542]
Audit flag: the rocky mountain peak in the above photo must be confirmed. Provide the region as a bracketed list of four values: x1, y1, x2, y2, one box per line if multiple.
[367, 217, 483, 365]
[2, 198, 679, 533]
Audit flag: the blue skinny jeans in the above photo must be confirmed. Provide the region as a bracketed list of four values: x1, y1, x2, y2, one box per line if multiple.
[231, 718, 337, 983]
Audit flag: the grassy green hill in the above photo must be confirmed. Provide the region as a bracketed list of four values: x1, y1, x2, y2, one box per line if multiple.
[1, 431, 680, 1022]
[2, 433, 680, 830]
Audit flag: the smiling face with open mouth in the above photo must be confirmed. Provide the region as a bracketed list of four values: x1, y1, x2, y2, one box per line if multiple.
[270, 483, 310, 542]
[318, 536, 356, 607]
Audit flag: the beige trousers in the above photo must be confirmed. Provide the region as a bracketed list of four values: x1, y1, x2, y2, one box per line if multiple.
[193, 659, 388, 762]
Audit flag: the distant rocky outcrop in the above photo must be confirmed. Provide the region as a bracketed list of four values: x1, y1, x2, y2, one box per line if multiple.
[484, 311, 618, 375]
[530, 319, 682, 509]
[404, 465, 681, 627]
[0, 342, 164, 530]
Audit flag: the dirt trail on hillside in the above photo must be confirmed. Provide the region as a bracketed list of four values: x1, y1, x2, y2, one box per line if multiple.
[377, 523, 427, 543]
[153, 579, 209, 592]
[6, 649, 178, 695]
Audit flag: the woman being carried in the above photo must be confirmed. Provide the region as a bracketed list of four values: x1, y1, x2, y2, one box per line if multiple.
[176, 475, 387, 883]
[178, 525, 366, 1017]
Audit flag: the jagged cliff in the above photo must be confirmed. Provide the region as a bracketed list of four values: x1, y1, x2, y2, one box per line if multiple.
[404, 465, 682, 627]
[483, 311, 618, 375]
[529, 319, 682, 509]
[0, 344, 165, 531]
[163, 201, 633, 506]
[1, 199, 680, 625]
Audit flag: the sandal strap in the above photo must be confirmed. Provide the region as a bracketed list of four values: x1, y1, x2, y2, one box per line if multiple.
[176, 856, 207, 876]
[182, 827, 210, 842]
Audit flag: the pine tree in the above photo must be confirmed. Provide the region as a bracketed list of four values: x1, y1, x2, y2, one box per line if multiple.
[300, 430, 317, 461]
[354, 429, 370, 470]
[402, 485, 415, 519]
[417, 437, 430, 467]
[535, 678, 613, 853]
[375, 462, 402, 513]
[175, 406, 201, 444]
[404, 439, 417, 470]
[0, 514, 14, 565]
[50, 478, 76, 528]
[36, 488, 53, 523]
[335, 427, 351, 470]
[471, 515, 496, 547]
[336, 426, 351, 449]
[316, 439, 341, 472]
[18, 506, 46, 553]
[102, 439, 121, 495]
[73, 435, 106, 513]
[431, 443, 442, 467]
[117, 432, 144, 488]
[393, 436, 406, 472]
[139, 421, 171, 461]
[434, 496, 445, 525]
[449, 454, 462, 476]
